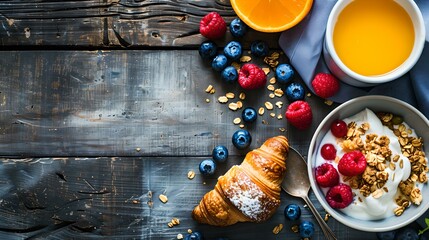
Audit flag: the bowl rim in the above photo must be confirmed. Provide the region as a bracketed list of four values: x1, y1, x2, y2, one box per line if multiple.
[325, 0, 426, 84]
[307, 95, 429, 232]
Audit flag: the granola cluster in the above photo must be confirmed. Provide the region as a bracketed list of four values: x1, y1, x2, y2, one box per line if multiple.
[338, 112, 428, 216]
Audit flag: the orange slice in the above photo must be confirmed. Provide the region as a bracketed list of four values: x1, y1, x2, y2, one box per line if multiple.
[230, 0, 314, 33]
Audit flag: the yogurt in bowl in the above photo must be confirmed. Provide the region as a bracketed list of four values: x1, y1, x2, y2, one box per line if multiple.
[308, 96, 429, 232]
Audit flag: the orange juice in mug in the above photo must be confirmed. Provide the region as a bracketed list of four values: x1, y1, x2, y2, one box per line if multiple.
[333, 0, 414, 76]
[323, 0, 426, 87]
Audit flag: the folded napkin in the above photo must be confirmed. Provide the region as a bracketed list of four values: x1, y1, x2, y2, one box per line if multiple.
[279, 0, 429, 118]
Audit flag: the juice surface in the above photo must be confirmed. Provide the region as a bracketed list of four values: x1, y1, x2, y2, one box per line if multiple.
[333, 0, 414, 76]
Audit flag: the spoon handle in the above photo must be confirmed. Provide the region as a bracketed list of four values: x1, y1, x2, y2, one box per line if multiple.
[302, 195, 338, 240]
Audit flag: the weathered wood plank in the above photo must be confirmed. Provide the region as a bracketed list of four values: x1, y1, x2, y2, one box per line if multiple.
[0, 156, 383, 239]
[0, 50, 334, 157]
[0, 0, 281, 48]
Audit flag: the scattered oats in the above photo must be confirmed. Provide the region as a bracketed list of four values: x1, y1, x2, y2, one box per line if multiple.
[275, 101, 283, 108]
[136, 147, 141, 152]
[218, 96, 228, 103]
[177, 234, 184, 240]
[291, 225, 299, 233]
[239, 92, 246, 100]
[132, 200, 139, 204]
[187, 170, 195, 180]
[209, 88, 216, 94]
[262, 120, 268, 125]
[226, 92, 235, 99]
[324, 99, 334, 106]
[267, 84, 275, 91]
[272, 223, 283, 234]
[159, 194, 168, 203]
[265, 101, 274, 110]
[277, 114, 283, 120]
[205, 85, 213, 93]
[236, 101, 243, 109]
[240, 55, 252, 62]
[233, 117, 241, 125]
[279, 127, 286, 132]
[228, 102, 238, 111]
[258, 107, 265, 115]
[171, 218, 180, 225]
[324, 213, 330, 222]
[167, 222, 174, 228]
[372, 189, 384, 199]
[274, 88, 284, 97]
[262, 67, 270, 75]
[307, 93, 312, 97]
[239, 124, 245, 128]
[231, 62, 241, 71]
[205, 98, 210, 103]
[399, 159, 404, 169]
[269, 93, 275, 98]
[269, 77, 277, 84]
[187, 229, 192, 234]
[270, 113, 276, 118]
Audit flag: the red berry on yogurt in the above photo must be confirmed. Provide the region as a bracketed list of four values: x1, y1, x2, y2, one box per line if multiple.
[338, 150, 367, 176]
[330, 120, 348, 138]
[321, 143, 337, 160]
[326, 183, 353, 209]
[315, 163, 339, 188]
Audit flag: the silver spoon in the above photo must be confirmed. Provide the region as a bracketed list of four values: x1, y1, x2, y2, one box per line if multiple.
[282, 147, 338, 240]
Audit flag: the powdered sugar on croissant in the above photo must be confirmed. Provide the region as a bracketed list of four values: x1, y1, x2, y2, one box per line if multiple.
[192, 136, 289, 226]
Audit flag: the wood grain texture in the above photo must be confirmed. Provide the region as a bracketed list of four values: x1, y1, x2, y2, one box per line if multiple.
[0, 0, 280, 48]
[0, 156, 379, 240]
[0, 50, 333, 157]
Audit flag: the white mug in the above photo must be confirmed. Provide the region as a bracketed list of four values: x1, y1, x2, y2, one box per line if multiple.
[323, 0, 426, 87]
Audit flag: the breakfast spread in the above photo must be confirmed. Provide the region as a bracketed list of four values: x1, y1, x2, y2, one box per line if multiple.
[315, 108, 428, 220]
[192, 136, 289, 226]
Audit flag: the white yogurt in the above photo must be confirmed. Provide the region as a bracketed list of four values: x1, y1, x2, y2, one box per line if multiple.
[315, 108, 419, 220]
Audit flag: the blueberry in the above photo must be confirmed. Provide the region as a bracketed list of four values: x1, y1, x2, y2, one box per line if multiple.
[299, 221, 315, 238]
[377, 230, 397, 240]
[199, 41, 218, 60]
[224, 41, 242, 61]
[212, 145, 229, 163]
[276, 63, 295, 84]
[250, 40, 269, 57]
[199, 159, 216, 176]
[394, 227, 419, 240]
[285, 82, 305, 102]
[229, 18, 247, 38]
[284, 203, 301, 221]
[232, 129, 252, 150]
[211, 54, 228, 72]
[242, 107, 257, 123]
[221, 66, 238, 83]
[185, 231, 204, 240]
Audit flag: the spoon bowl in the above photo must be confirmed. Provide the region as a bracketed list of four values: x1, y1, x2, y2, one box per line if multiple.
[282, 147, 337, 240]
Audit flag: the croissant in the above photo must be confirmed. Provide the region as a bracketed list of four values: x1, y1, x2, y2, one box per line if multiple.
[192, 135, 289, 226]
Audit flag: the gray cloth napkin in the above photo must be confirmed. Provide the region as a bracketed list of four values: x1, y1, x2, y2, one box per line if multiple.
[279, 0, 429, 118]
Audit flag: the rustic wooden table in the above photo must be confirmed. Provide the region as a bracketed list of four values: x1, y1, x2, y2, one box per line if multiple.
[0, 1, 427, 240]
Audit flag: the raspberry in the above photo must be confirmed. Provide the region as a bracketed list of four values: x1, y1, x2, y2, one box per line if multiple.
[315, 163, 339, 188]
[311, 73, 340, 98]
[338, 150, 367, 176]
[285, 101, 313, 130]
[326, 183, 353, 209]
[199, 12, 227, 40]
[330, 120, 348, 138]
[321, 143, 337, 160]
[238, 63, 267, 90]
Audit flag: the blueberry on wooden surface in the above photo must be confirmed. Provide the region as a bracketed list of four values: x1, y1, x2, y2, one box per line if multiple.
[250, 40, 269, 57]
[229, 18, 247, 38]
[199, 159, 216, 176]
[198, 40, 218, 60]
[285, 82, 305, 102]
[212, 145, 228, 163]
[275, 63, 294, 84]
[284, 203, 301, 221]
[224, 41, 242, 61]
[241, 107, 257, 123]
[232, 129, 251, 150]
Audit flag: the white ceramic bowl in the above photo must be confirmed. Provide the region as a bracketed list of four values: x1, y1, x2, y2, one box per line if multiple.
[323, 0, 426, 87]
[308, 96, 429, 232]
